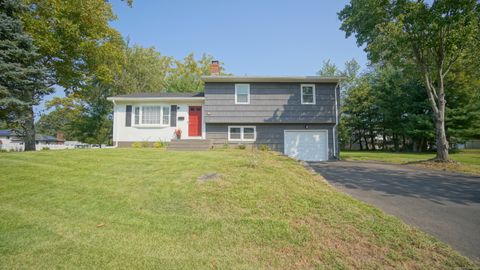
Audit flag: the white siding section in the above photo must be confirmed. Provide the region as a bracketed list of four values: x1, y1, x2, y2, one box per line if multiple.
[113, 100, 205, 143]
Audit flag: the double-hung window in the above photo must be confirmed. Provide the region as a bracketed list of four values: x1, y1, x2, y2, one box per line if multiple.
[235, 84, 250, 104]
[133, 105, 170, 127]
[228, 126, 256, 141]
[301, 84, 316, 105]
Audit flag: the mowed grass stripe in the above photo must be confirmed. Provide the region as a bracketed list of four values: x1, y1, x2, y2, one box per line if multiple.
[0, 149, 475, 269]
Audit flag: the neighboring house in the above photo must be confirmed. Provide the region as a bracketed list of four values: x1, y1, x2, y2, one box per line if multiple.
[457, 140, 480, 149]
[0, 129, 19, 144]
[0, 129, 65, 150]
[108, 61, 341, 161]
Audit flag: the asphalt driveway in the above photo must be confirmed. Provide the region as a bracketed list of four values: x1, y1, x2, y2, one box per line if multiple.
[308, 161, 480, 261]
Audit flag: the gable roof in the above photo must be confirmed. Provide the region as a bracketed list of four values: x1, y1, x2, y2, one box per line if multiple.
[201, 75, 343, 83]
[0, 129, 13, 136]
[0, 129, 64, 142]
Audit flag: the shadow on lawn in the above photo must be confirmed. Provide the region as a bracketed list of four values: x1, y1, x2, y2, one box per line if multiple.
[308, 161, 480, 205]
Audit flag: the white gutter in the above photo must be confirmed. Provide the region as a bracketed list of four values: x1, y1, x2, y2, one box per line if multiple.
[106, 97, 205, 102]
[112, 100, 118, 148]
[202, 75, 345, 83]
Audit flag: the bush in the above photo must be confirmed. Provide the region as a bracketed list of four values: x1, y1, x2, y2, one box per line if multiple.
[153, 141, 165, 148]
[237, 144, 246, 150]
[132, 141, 150, 148]
[131, 142, 142, 148]
[258, 144, 270, 151]
[222, 142, 229, 149]
[42, 147, 50, 151]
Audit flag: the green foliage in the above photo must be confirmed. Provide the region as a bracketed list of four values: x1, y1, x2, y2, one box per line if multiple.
[339, 0, 480, 160]
[341, 65, 436, 151]
[222, 142, 229, 149]
[445, 56, 480, 141]
[317, 60, 341, 77]
[37, 80, 114, 145]
[131, 142, 142, 148]
[22, 0, 128, 89]
[41, 147, 50, 151]
[165, 53, 227, 92]
[36, 96, 80, 140]
[237, 144, 246, 150]
[318, 58, 360, 100]
[153, 141, 166, 148]
[114, 45, 172, 94]
[0, 0, 53, 150]
[258, 144, 270, 151]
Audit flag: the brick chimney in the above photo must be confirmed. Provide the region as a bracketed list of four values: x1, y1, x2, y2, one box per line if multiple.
[210, 60, 220, 76]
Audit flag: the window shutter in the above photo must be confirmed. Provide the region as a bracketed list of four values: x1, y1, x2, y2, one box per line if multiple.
[125, 105, 132, 127]
[170, 105, 177, 127]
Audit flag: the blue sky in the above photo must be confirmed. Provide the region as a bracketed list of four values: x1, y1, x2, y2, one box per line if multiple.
[37, 0, 367, 114]
[111, 0, 367, 75]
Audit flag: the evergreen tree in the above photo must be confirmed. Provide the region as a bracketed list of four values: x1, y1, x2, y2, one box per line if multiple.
[0, 0, 52, 150]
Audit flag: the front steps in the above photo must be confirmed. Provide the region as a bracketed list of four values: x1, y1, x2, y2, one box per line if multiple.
[167, 139, 213, 151]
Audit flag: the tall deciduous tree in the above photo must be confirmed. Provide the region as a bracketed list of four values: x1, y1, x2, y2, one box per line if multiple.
[21, 0, 127, 91]
[166, 53, 227, 92]
[0, 0, 52, 151]
[114, 45, 172, 94]
[339, 0, 480, 161]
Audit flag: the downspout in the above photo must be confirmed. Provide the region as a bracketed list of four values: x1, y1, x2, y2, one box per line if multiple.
[333, 82, 340, 159]
[112, 99, 118, 148]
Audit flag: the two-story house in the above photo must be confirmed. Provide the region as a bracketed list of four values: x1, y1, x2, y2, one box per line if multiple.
[108, 61, 341, 161]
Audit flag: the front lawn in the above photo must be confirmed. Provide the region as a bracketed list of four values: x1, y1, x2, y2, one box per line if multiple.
[341, 149, 480, 175]
[0, 149, 475, 269]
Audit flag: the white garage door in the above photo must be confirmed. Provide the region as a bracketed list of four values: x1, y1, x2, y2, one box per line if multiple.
[284, 130, 328, 161]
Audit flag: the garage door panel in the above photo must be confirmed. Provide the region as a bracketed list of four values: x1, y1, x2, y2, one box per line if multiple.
[284, 130, 328, 161]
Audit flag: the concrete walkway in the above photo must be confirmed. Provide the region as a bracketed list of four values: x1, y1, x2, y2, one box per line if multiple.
[308, 161, 480, 261]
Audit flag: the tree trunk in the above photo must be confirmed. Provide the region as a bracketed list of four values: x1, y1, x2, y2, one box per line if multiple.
[363, 136, 370, 150]
[358, 135, 363, 150]
[393, 133, 399, 151]
[434, 114, 449, 161]
[23, 106, 36, 151]
[382, 131, 386, 150]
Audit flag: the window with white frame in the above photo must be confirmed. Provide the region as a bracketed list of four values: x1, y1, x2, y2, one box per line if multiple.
[235, 84, 250, 104]
[134, 107, 140, 125]
[228, 126, 256, 141]
[133, 105, 170, 126]
[301, 84, 316, 104]
[162, 106, 170, 125]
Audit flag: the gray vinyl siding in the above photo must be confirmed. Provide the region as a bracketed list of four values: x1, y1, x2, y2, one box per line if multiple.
[206, 123, 338, 160]
[204, 82, 337, 123]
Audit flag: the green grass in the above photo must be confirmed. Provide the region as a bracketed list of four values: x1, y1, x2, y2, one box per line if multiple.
[0, 149, 475, 269]
[341, 149, 480, 175]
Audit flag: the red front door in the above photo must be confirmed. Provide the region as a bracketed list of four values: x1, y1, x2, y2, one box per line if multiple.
[188, 106, 202, 137]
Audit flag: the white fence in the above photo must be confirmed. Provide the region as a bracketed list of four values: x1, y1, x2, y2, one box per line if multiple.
[0, 143, 76, 151]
